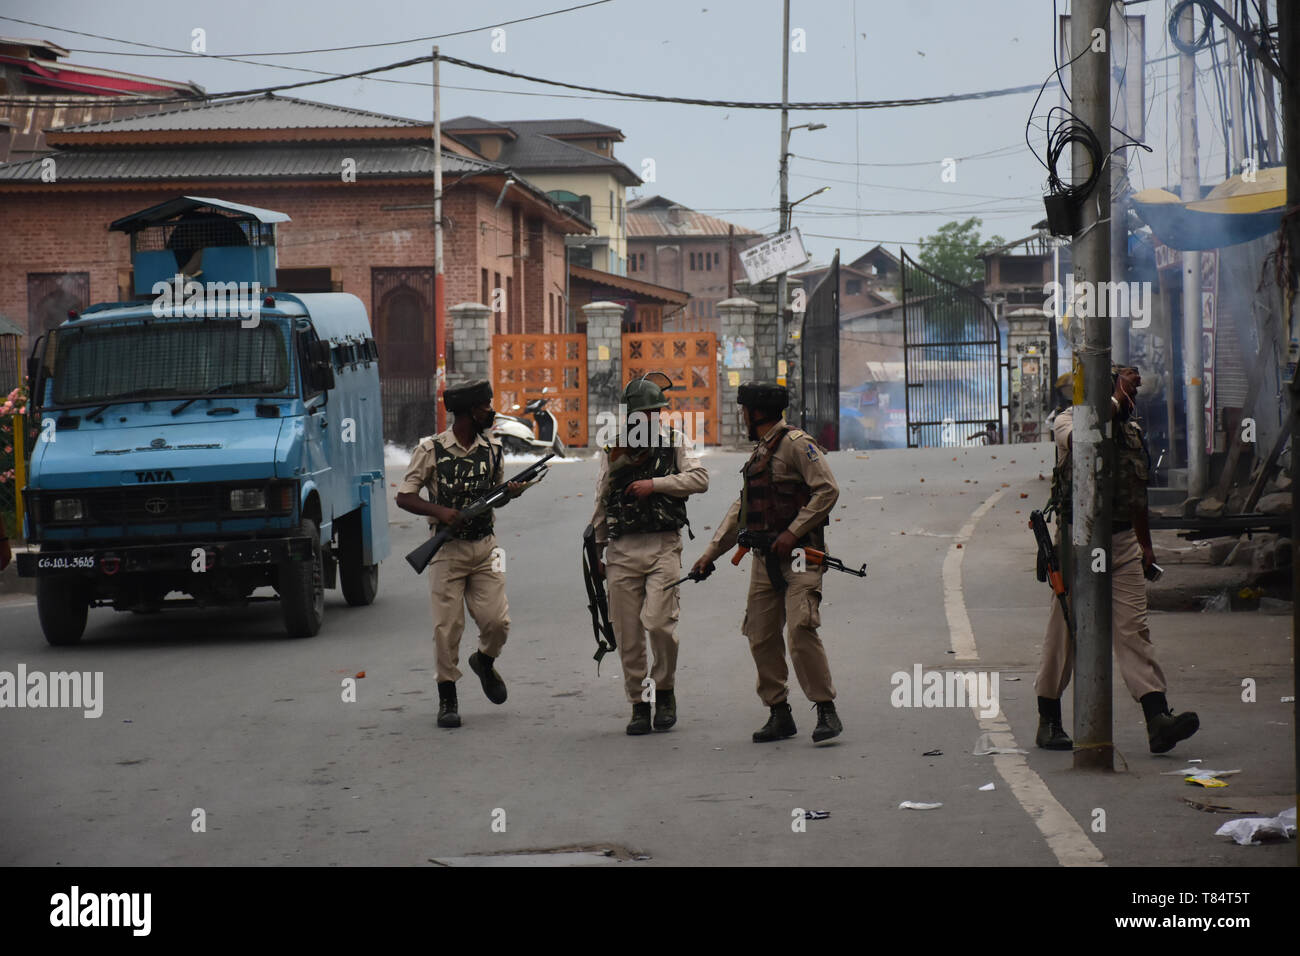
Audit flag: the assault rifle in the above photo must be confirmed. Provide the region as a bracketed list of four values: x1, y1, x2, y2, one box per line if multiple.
[1029, 509, 1074, 642]
[581, 523, 616, 668]
[732, 529, 867, 592]
[405, 452, 555, 573]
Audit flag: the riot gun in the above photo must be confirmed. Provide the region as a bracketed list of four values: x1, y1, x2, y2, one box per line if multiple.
[405, 453, 554, 573]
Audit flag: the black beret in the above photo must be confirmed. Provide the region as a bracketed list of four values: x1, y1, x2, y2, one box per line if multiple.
[444, 379, 493, 413]
[737, 381, 789, 410]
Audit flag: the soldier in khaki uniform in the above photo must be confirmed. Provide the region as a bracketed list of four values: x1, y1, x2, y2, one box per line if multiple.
[395, 380, 527, 729]
[1034, 366, 1200, 754]
[590, 375, 710, 735]
[690, 382, 843, 743]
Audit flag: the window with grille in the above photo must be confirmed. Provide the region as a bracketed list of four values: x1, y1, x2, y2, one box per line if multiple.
[50, 320, 291, 406]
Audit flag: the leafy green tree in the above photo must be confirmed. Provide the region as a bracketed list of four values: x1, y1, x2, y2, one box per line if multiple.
[917, 217, 1005, 288]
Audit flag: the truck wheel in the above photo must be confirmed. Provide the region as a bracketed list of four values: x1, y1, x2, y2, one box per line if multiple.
[340, 561, 378, 607]
[37, 577, 89, 646]
[338, 513, 379, 607]
[280, 518, 325, 638]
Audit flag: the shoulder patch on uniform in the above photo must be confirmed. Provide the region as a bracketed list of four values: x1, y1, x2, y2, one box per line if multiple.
[806, 442, 819, 462]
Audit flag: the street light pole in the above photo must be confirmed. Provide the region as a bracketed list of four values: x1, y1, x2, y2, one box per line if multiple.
[1179, 5, 1206, 498]
[433, 45, 447, 433]
[776, 0, 791, 386]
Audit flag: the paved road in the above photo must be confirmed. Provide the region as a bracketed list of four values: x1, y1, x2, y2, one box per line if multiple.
[0, 444, 1292, 866]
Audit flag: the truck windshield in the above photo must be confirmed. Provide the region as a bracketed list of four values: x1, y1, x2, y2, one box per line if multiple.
[49, 320, 291, 407]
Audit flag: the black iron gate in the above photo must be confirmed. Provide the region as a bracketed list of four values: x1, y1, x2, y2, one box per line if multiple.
[901, 251, 1005, 448]
[801, 250, 839, 450]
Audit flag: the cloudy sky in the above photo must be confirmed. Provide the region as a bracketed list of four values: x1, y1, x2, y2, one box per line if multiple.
[2, 0, 1262, 266]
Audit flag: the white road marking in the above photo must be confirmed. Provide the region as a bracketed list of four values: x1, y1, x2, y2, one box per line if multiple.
[943, 488, 1105, 867]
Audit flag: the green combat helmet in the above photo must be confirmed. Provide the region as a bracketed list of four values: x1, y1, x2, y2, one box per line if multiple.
[623, 371, 674, 415]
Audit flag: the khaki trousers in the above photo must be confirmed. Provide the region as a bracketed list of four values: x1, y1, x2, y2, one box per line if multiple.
[429, 534, 509, 683]
[606, 530, 682, 703]
[742, 555, 836, 706]
[1034, 528, 1167, 701]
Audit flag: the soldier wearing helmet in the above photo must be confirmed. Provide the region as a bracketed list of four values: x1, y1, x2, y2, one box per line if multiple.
[689, 381, 844, 744]
[589, 373, 709, 735]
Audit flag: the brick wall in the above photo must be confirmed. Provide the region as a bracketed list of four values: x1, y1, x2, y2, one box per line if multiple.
[0, 180, 570, 361]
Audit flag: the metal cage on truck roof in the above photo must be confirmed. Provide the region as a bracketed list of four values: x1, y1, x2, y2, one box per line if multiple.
[109, 196, 291, 298]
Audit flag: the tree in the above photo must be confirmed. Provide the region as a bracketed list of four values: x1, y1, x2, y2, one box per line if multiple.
[917, 217, 1005, 288]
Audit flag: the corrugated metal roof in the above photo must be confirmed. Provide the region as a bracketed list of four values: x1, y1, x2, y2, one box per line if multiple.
[54, 94, 421, 133]
[0, 144, 500, 181]
[627, 198, 761, 238]
[499, 135, 639, 185]
[501, 118, 622, 137]
[443, 116, 511, 131]
[443, 115, 638, 184]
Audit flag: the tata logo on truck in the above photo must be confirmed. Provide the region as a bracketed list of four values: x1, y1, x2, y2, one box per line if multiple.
[135, 470, 176, 483]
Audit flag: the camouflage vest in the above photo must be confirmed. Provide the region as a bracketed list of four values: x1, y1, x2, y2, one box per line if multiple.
[1048, 416, 1148, 524]
[741, 423, 819, 543]
[604, 437, 688, 538]
[434, 439, 500, 540]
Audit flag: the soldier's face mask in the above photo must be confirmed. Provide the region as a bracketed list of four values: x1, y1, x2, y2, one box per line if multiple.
[742, 405, 774, 441]
[469, 402, 496, 434]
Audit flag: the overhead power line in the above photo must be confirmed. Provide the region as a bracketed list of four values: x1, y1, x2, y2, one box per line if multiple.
[433, 53, 1044, 110]
[0, 3, 615, 57]
[0, 21, 1047, 113]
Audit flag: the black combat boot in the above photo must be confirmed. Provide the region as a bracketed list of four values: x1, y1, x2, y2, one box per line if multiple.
[1141, 692, 1199, 754]
[1036, 696, 1072, 750]
[468, 651, 507, 705]
[437, 681, 461, 729]
[811, 701, 842, 742]
[752, 701, 798, 742]
[627, 702, 652, 735]
[653, 688, 677, 731]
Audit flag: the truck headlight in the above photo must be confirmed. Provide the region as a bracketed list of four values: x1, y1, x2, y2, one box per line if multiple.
[52, 498, 83, 521]
[229, 488, 267, 512]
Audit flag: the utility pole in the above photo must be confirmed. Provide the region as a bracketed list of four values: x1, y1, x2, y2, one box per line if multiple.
[1258, 1, 1279, 166]
[1277, 0, 1299, 865]
[433, 45, 447, 433]
[1179, 7, 1206, 498]
[776, 0, 790, 387]
[1225, 17, 1246, 173]
[1070, 0, 1114, 772]
[1109, 4, 1130, 367]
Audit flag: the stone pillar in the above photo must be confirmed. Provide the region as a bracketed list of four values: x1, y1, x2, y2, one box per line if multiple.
[447, 302, 493, 390]
[583, 301, 625, 448]
[717, 297, 759, 447]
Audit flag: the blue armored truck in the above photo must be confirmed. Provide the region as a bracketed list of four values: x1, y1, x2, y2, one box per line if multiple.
[17, 197, 390, 644]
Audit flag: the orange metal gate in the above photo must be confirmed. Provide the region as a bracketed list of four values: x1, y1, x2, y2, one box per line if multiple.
[622, 332, 718, 445]
[492, 333, 587, 446]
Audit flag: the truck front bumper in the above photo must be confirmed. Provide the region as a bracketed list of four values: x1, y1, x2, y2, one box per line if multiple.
[16, 537, 313, 578]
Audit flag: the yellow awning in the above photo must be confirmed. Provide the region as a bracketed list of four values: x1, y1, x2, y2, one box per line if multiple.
[1132, 167, 1285, 250]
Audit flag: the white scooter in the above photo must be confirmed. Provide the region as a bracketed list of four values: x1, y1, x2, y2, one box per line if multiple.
[492, 390, 566, 458]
